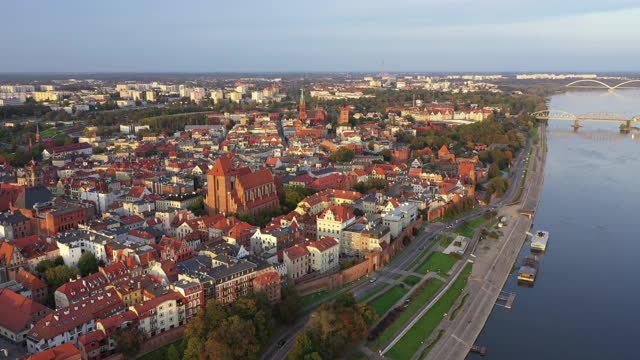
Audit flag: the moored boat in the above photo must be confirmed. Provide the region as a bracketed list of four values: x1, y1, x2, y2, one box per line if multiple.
[531, 230, 549, 252]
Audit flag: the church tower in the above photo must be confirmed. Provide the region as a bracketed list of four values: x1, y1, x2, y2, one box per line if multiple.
[298, 88, 307, 122]
[35, 123, 41, 143]
[338, 106, 350, 125]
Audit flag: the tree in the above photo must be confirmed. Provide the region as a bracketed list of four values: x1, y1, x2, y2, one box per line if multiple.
[212, 316, 260, 360]
[167, 344, 181, 360]
[77, 252, 99, 276]
[187, 197, 206, 216]
[380, 149, 391, 162]
[329, 148, 354, 163]
[44, 265, 77, 290]
[283, 186, 312, 213]
[182, 336, 205, 360]
[488, 163, 500, 179]
[36, 256, 64, 274]
[113, 328, 145, 359]
[276, 281, 302, 324]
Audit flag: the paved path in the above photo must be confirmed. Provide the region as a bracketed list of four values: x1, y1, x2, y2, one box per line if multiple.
[425, 125, 547, 360]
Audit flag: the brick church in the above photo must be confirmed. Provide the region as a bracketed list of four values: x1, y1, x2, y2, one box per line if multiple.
[205, 155, 280, 217]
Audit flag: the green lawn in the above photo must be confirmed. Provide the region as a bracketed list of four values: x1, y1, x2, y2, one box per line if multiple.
[439, 234, 454, 248]
[415, 252, 457, 276]
[386, 263, 473, 360]
[407, 240, 438, 271]
[369, 278, 444, 350]
[369, 285, 409, 316]
[456, 217, 485, 237]
[301, 289, 337, 306]
[360, 284, 391, 304]
[403, 275, 422, 287]
[138, 339, 182, 360]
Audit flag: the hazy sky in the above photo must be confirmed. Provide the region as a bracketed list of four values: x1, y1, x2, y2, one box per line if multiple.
[2, 0, 639, 72]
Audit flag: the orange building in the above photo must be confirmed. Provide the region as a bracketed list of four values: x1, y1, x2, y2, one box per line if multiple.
[390, 146, 410, 165]
[338, 106, 350, 124]
[205, 155, 280, 217]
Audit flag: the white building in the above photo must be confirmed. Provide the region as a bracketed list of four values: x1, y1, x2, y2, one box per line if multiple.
[283, 244, 310, 280]
[316, 205, 356, 253]
[55, 230, 113, 267]
[383, 202, 418, 238]
[131, 291, 186, 337]
[307, 237, 339, 274]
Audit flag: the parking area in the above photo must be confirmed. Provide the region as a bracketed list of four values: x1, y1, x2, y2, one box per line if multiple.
[0, 337, 28, 360]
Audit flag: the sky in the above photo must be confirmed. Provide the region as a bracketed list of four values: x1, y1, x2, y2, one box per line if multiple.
[2, 0, 639, 73]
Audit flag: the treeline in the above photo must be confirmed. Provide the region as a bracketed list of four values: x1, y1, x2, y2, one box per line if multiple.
[0, 103, 51, 119]
[396, 117, 526, 156]
[287, 293, 378, 359]
[316, 89, 545, 116]
[166, 282, 302, 360]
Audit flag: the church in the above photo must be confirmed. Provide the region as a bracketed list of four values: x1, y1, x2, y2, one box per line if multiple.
[205, 155, 280, 217]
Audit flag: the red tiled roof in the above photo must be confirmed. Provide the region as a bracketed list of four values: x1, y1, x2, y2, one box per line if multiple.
[307, 237, 339, 252]
[318, 205, 354, 223]
[16, 268, 47, 290]
[0, 288, 49, 333]
[24, 343, 81, 360]
[132, 291, 185, 319]
[284, 244, 309, 260]
[28, 289, 124, 342]
[237, 168, 274, 190]
[254, 271, 280, 285]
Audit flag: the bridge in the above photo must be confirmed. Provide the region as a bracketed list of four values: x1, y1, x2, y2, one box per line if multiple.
[531, 110, 640, 132]
[566, 79, 640, 91]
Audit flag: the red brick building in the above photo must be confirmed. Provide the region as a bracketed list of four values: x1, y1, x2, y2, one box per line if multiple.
[205, 155, 280, 217]
[338, 106, 350, 125]
[253, 271, 281, 304]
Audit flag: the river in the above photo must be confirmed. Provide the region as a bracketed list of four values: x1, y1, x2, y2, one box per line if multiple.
[469, 89, 640, 360]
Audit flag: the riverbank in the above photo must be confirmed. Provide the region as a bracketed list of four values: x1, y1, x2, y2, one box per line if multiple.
[424, 124, 547, 360]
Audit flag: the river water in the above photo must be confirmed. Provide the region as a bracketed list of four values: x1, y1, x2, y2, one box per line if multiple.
[469, 89, 640, 360]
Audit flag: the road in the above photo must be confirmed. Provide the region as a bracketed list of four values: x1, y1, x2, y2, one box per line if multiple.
[263, 134, 535, 360]
[424, 125, 546, 360]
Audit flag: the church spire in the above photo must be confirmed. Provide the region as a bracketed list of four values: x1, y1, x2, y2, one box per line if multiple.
[298, 87, 307, 121]
[35, 122, 41, 143]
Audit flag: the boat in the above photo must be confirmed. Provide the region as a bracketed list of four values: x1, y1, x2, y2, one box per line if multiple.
[517, 255, 539, 283]
[530, 230, 549, 252]
[470, 344, 488, 356]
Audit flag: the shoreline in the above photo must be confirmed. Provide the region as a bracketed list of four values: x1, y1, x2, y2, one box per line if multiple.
[424, 124, 548, 360]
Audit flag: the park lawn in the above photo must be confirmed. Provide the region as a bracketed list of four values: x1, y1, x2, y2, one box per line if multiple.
[403, 275, 422, 287]
[439, 234, 455, 248]
[386, 263, 473, 360]
[138, 339, 182, 360]
[369, 278, 444, 350]
[301, 289, 334, 307]
[360, 284, 391, 303]
[407, 240, 438, 271]
[415, 252, 457, 276]
[456, 217, 485, 238]
[369, 285, 409, 316]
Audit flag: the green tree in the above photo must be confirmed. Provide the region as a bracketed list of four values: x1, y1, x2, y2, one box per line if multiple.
[113, 328, 145, 359]
[276, 281, 302, 324]
[77, 252, 99, 276]
[167, 344, 181, 360]
[488, 163, 500, 179]
[187, 197, 206, 216]
[44, 265, 77, 290]
[329, 148, 354, 163]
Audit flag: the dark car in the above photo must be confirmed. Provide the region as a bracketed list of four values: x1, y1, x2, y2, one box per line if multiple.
[277, 338, 287, 348]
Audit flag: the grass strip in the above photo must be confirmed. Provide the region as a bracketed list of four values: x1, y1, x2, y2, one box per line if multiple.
[386, 263, 472, 360]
